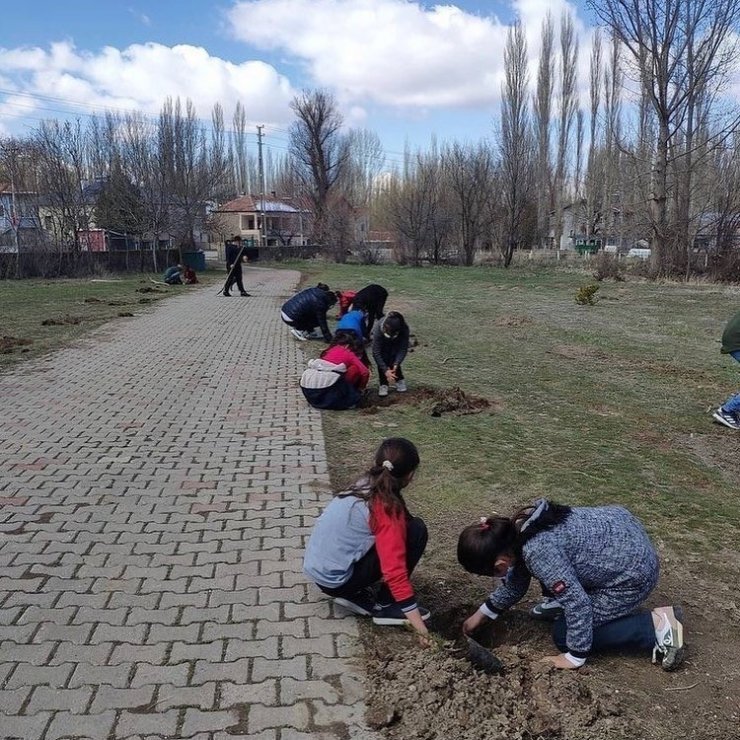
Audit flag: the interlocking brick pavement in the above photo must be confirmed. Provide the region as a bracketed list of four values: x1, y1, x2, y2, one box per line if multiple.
[0, 269, 379, 739]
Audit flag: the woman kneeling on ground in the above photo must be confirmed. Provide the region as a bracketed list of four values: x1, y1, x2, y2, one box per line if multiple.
[300, 331, 369, 410]
[457, 499, 685, 671]
[303, 438, 431, 645]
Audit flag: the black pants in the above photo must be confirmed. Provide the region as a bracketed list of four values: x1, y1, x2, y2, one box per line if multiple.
[317, 516, 427, 605]
[378, 362, 404, 386]
[224, 265, 246, 295]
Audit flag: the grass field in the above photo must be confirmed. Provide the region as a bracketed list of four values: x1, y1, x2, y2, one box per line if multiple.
[289, 263, 740, 569]
[0, 271, 220, 370]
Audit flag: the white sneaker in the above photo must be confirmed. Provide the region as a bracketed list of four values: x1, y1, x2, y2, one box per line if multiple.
[290, 328, 308, 341]
[652, 605, 685, 671]
[378, 385, 389, 397]
[396, 379, 407, 392]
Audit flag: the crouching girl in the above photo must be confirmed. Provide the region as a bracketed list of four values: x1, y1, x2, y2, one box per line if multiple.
[457, 499, 685, 671]
[303, 438, 431, 645]
[300, 331, 369, 410]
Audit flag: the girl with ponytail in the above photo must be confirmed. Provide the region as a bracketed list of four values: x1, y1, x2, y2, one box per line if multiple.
[303, 438, 431, 644]
[457, 500, 685, 672]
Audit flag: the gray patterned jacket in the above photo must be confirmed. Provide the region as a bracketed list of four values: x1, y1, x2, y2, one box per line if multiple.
[485, 503, 659, 656]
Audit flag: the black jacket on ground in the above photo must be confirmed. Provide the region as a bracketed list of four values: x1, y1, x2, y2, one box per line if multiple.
[281, 287, 336, 341]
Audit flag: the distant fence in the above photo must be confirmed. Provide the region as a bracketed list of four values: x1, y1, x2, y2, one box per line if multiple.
[0, 249, 181, 279]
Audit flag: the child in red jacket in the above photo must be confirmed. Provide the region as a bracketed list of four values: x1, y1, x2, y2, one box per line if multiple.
[303, 438, 431, 645]
[300, 331, 369, 410]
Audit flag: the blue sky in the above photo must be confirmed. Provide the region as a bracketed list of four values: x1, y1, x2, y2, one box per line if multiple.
[0, 0, 595, 168]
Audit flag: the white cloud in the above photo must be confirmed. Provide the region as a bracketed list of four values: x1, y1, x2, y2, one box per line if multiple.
[226, 0, 590, 111]
[0, 41, 296, 130]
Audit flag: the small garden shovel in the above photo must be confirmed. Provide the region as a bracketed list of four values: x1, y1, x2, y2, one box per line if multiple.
[465, 635, 504, 675]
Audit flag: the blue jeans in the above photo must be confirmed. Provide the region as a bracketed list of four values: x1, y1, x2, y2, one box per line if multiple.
[552, 611, 655, 655]
[721, 350, 740, 413]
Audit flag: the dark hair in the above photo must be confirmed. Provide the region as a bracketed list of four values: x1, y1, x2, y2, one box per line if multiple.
[321, 329, 364, 358]
[317, 282, 330, 291]
[382, 311, 406, 337]
[457, 500, 572, 575]
[343, 438, 420, 518]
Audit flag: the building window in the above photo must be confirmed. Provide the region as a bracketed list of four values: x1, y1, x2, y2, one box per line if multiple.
[241, 215, 255, 230]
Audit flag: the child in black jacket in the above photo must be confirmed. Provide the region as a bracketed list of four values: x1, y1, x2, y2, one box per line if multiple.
[372, 311, 409, 397]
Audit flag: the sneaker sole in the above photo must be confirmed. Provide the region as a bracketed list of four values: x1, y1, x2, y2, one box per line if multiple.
[333, 598, 374, 617]
[372, 611, 431, 626]
[661, 605, 686, 672]
[712, 411, 739, 429]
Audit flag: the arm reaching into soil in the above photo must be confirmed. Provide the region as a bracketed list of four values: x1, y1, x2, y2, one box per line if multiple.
[463, 563, 531, 635]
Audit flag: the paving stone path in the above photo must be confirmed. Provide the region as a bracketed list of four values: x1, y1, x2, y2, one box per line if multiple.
[0, 269, 378, 740]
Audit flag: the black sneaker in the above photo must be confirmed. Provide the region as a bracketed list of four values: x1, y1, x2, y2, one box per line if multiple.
[372, 603, 431, 626]
[240, 292, 251, 297]
[712, 407, 740, 430]
[222, 292, 231, 297]
[333, 589, 377, 617]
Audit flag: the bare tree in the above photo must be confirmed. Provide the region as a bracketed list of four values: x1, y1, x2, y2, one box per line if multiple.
[231, 102, 250, 195]
[288, 89, 349, 256]
[584, 29, 602, 239]
[158, 97, 227, 252]
[534, 12, 555, 248]
[499, 21, 535, 267]
[34, 119, 93, 254]
[443, 142, 494, 265]
[552, 12, 579, 254]
[592, 0, 740, 274]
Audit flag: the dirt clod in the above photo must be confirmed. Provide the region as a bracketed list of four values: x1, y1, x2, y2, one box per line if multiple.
[83, 297, 104, 303]
[0, 336, 33, 354]
[136, 287, 164, 294]
[41, 316, 83, 326]
[117, 312, 134, 318]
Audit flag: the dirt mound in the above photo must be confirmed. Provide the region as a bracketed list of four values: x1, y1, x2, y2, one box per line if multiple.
[495, 314, 534, 327]
[366, 640, 628, 739]
[359, 385, 495, 417]
[41, 315, 83, 326]
[0, 336, 33, 354]
[136, 286, 165, 294]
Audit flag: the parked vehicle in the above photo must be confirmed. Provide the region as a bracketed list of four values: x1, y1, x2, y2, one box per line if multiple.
[627, 247, 652, 260]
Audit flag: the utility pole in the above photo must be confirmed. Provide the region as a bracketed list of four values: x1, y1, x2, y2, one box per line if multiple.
[257, 125, 266, 249]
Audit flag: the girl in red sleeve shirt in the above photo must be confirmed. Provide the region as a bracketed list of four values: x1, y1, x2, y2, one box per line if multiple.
[303, 438, 431, 645]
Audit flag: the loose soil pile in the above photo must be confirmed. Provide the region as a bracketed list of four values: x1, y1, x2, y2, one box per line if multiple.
[0, 336, 33, 354]
[136, 286, 165, 294]
[359, 385, 495, 418]
[366, 643, 629, 740]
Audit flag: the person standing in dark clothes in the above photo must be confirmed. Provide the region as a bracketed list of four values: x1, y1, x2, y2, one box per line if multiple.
[281, 283, 337, 342]
[351, 284, 388, 335]
[713, 309, 740, 429]
[372, 311, 409, 396]
[222, 239, 250, 297]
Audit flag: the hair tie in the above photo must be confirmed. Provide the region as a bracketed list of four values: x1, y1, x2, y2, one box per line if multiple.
[382, 460, 394, 472]
[479, 516, 490, 530]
